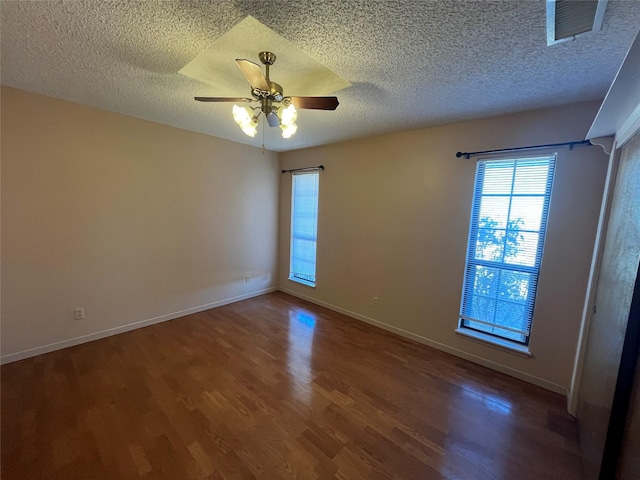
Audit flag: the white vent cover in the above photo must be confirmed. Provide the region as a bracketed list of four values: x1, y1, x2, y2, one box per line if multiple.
[546, 0, 609, 45]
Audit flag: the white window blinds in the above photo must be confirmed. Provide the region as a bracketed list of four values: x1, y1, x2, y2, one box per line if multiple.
[290, 172, 319, 286]
[460, 155, 555, 344]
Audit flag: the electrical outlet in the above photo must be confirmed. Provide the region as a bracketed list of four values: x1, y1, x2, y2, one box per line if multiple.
[245, 275, 251, 283]
[373, 296, 379, 307]
[74, 308, 85, 320]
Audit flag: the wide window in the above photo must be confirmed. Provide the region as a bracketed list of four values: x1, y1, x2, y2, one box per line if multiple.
[289, 172, 319, 286]
[459, 155, 556, 345]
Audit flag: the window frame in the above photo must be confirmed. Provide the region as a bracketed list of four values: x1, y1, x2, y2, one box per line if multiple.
[458, 154, 556, 348]
[289, 171, 319, 288]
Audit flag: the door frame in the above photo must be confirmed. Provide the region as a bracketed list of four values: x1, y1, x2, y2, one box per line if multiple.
[568, 30, 640, 415]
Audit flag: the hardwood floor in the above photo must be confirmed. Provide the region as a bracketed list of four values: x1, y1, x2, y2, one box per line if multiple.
[1, 292, 582, 479]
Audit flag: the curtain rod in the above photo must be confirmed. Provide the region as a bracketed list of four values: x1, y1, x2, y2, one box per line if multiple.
[455, 140, 593, 159]
[281, 165, 325, 174]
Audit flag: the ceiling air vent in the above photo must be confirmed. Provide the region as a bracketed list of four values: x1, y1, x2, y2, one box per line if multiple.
[546, 0, 608, 45]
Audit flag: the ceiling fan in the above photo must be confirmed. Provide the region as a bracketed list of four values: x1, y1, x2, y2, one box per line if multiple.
[194, 51, 340, 138]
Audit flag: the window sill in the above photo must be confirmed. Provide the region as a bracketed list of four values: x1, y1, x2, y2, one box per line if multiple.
[455, 327, 532, 358]
[288, 277, 316, 288]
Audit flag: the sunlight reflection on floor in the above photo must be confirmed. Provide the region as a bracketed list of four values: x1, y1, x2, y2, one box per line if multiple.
[441, 382, 514, 478]
[286, 309, 316, 404]
[460, 383, 513, 415]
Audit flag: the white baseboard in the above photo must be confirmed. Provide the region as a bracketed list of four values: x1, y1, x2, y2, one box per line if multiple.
[5, 286, 568, 396]
[279, 287, 568, 396]
[1, 287, 277, 365]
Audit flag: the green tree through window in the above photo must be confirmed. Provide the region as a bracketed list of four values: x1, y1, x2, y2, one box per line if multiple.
[460, 156, 555, 345]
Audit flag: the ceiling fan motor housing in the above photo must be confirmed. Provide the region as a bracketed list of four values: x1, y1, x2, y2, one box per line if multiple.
[268, 82, 283, 102]
[250, 81, 283, 103]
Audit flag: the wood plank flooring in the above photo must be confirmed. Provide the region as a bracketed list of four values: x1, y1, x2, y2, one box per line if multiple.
[1, 292, 582, 479]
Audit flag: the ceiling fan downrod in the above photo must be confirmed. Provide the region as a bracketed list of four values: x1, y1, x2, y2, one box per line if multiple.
[256, 51, 284, 103]
[258, 51, 277, 80]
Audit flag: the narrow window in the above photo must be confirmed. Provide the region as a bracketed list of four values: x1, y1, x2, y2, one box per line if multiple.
[290, 172, 319, 287]
[459, 155, 556, 345]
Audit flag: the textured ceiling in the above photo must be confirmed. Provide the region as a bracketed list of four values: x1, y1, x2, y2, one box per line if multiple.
[1, 0, 639, 152]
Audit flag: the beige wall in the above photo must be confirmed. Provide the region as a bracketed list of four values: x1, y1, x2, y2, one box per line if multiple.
[1, 87, 279, 361]
[278, 101, 608, 392]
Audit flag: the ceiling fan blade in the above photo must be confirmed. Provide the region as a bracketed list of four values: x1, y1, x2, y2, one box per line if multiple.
[288, 96, 339, 110]
[266, 111, 280, 127]
[194, 97, 253, 103]
[236, 59, 269, 91]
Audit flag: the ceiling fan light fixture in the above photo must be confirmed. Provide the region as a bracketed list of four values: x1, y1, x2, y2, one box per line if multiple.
[232, 104, 258, 137]
[281, 104, 297, 126]
[280, 123, 298, 139]
[279, 104, 298, 138]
